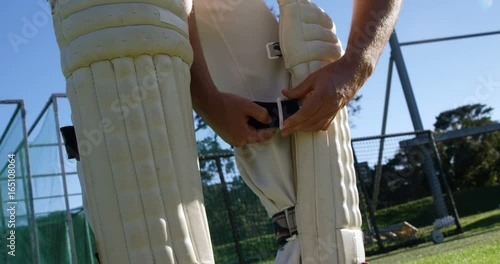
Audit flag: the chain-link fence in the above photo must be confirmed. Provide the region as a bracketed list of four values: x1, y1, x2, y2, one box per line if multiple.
[27, 94, 95, 264]
[0, 100, 38, 264]
[1, 95, 278, 264]
[352, 130, 462, 254]
[3, 94, 499, 263]
[1, 95, 95, 264]
[199, 153, 277, 263]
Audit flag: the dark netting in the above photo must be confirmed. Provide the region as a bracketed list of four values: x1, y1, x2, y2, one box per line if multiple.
[199, 154, 277, 263]
[0, 103, 36, 264]
[352, 131, 461, 254]
[0, 96, 92, 264]
[7, 95, 493, 263]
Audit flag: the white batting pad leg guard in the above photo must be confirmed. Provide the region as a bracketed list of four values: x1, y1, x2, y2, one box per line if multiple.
[51, 0, 213, 263]
[278, 0, 365, 263]
[193, 1, 302, 262]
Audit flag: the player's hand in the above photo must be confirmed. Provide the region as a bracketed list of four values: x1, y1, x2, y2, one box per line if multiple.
[205, 92, 276, 147]
[280, 57, 368, 136]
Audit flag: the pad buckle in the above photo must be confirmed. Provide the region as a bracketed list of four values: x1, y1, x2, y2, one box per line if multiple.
[266, 42, 282, 59]
[276, 97, 286, 130]
[272, 206, 298, 246]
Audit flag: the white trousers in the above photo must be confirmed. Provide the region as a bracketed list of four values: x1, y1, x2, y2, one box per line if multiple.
[195, 0, 365, 263]
[51, 0, 213, 263]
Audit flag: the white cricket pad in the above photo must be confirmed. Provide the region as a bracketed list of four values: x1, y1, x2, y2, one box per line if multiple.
[51, 0, 213, 263]
[278, 0, 366, 263]
[194, 0, 366, 262]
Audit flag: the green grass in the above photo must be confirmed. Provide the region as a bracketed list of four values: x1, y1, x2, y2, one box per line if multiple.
[368, 209, 500, 264]
[218, 187, 500, 263]
[412, 239, 499, 264]
[255, 209, 500, 264]
[362, 186, 500, 255]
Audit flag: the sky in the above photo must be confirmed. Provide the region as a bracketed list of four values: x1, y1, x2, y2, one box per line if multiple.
[0, 0, 499, 141]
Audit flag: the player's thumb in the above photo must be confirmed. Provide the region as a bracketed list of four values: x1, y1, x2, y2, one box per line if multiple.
[244, 101, 271, 124]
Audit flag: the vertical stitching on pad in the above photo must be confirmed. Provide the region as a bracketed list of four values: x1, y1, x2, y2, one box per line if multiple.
[73, 70, 112, 264]
[330, 118, 342, 264]
[341, 109, 359, 260]
[134, 55, 163, 254]
[152, 54, 182, 263]
[171, 56, 201, 262]
[150, 55, 179, 263]
[337, 110, 348, 228]
[328, 122, 338, 264]
[340, 109, 354, 229]
[298, 3, 320, 261]
[87, 65, 122, 264]
[128, 57, 155, 259]
[112, 58, 155, 259]
[312, 135, 321, 261]
[322, 127, 336, 262]
[70, 74, 110, 264]
[106, 60, 134, 263]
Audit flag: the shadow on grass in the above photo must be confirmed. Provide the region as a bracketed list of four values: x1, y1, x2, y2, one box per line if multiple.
[462, 213, 500, 232]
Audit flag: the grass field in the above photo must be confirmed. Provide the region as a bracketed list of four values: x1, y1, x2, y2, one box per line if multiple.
[221, 187, 500, 263]
[256, 209, 500, 264]
[368, 209, 500, 263]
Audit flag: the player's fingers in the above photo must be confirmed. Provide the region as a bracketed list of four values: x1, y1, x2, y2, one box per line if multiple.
[282, 78, 314, 99]
[282, 88, 324, 130]
[245, 127, 275, 145]
[243, 100, 272, 124]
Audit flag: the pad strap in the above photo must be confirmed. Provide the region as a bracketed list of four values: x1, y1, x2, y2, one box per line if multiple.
[60, 126, 80, 161]
[272, 206, 298, 247]
[248, 99, 300, 129]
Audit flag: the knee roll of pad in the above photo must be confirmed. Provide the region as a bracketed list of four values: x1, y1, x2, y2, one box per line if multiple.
[51, 0, 193, 78]
[277, 0, 365, 263]
[51, 1, 214, 263]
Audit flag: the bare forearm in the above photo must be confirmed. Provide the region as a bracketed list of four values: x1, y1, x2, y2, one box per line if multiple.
[343, 0, 402, 83]
[188, 9, 219, 119]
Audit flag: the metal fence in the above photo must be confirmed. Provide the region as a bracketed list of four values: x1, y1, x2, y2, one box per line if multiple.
[352, 130, 463, 254]
[0, 100, 39, 263]
[0, 95, 95, 264]
[1, 94, 279, 264]
[1, 94, 498, 263]
[199, 153, 277, 263]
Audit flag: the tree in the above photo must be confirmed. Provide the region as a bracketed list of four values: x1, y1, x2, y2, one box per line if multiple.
[433, 104, 500, 190]
[434, 104, 495, 132]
